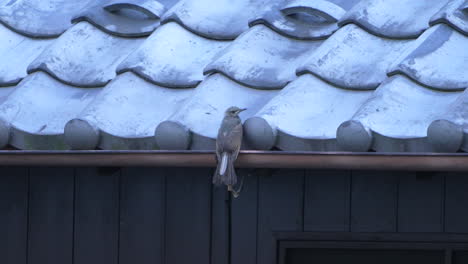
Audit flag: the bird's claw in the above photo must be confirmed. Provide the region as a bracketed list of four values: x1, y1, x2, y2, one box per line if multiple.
[227, 184, 240, 198]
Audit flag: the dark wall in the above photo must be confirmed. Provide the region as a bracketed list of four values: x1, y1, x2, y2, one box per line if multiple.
[0, 167, 467, 264]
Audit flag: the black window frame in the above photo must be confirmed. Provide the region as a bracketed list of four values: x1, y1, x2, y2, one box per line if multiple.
[275, 232, 468, 264]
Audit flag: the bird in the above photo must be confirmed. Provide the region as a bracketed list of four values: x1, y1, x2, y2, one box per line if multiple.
[213, 106, 246, 195]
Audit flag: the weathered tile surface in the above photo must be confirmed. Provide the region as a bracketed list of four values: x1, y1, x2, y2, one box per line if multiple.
[28, 22, 143, 87]
[118, 22, 229, 88]
[205, 24, 321, 89]
[389, 24, 468, 90]
[339, 0, 449, 38]
[0, 0, 467, 152]
[297, 24, 411, 90]
[0, 23, 52, 86]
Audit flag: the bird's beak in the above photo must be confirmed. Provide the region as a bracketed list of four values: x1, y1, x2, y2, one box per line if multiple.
[238, 108, 247, 114]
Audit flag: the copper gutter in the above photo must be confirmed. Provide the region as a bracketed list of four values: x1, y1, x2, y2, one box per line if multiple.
[0, 150, 468, 171]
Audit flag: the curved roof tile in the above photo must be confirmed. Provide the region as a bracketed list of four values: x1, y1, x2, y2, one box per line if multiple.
[28, 22, 143, 87]
[158, 74, 277, 150]
[430, 0, 468, 36]
[251, 0, 360, 40]
[0, 0, 467, 153]
[161, 0, 278, 40]
[0, 72, 100, 150]
[339, 0, 449, 39]
[205, 25, 321, 89]
[338, 75, 461, 152]
[427, 89, 468, 152]
[297, 24, 411, 90]
[0, 0, 94, 37]
[74, 72, 192, 150]
[389, 24, 468, 91]
[118, 22, 229, 88]
[72, 0, 168, 37]
[244, 74, 372, 151]
[0, 23, 52, 86]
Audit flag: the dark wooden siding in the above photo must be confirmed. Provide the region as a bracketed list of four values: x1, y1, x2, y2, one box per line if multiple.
[1, 168, 468, 264]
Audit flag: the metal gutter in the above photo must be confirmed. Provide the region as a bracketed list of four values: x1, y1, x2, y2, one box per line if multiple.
[0, 150, 468, 171]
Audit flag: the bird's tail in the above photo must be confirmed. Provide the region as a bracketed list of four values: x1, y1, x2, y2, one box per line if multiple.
[213, 152, 237, 186]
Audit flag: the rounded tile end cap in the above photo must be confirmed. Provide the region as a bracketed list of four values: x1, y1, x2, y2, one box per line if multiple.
[243, 117, 276, 150]
[427, 119, 463, 153]
[336, 120, 373, 152]
[155, 121, 191, 150]
[0, 119, 10, 148]
[64, 119, 100, 150]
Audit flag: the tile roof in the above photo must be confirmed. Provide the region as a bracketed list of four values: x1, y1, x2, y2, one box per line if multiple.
[0, 0, 467, 152]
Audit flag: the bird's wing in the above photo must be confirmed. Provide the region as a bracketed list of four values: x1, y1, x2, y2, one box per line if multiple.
[215, 139, 222, 162]
[217, 117, 243, 152]
[231, 122, 243, 160]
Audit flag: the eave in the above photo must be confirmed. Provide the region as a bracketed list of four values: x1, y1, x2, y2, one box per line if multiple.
[0, 150, 468, 171]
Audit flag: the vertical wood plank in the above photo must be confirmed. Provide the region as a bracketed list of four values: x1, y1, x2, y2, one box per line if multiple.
[73, 167, 119, 264]
[211, 180, 228, 264]
[257, 169, 304, 264]
[445, 173, 468, 233]
[231, 170, 258, 264]
[28, 167, 74, 264]
[398, 172, 443, 232]
[0, 168, 28, 264]
[351, 171, 398, 232]
[119, 168, 165, 264]
[304, 170, 351, 232]
[165, 168, 212, 264]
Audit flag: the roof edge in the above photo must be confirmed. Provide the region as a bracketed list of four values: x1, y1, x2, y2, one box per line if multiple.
[0, 150, 468, 171]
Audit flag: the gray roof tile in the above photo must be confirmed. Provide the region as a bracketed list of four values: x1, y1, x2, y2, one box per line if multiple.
[0, 0, 467, 153]
[427, 89, 468, 152]
[297, 24, 411, 90]
[161, 0, 277, 39]
[0, 23, 52, 86]
[0, 72, 100, 150]
[0, 0, 94, 37]
[205, 24, 321, 89]
[339, 0, 449, 38]
[72, 0, 168, 37]
[117, 22, 229, 88]
[244, 74, 372, 151]
[389, 24, 468, 90]
[70, 72, 192, 150]
[104, 0, 167, 19]
[430, 0, 468, 36]
[337, 75, 461, 152]
[28, 22, 143, 87]
[251, 0, 360, 40]
[156, 74, 277, 149]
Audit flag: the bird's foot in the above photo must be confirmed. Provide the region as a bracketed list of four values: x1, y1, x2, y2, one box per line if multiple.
[227, 183, 241, 198]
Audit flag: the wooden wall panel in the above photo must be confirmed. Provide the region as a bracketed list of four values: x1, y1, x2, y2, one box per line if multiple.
[73, 168, 119, 264]
[211, 180, 229, 264]
[231, 170, 259, 264]
[119, 168, 165, 264]
[257, 169, 304, 264]
[165, 168, 212, 264]
[28, 168, 74, 264]
[0, 168, 28, 264]
[304, 170, 351, 232]
[351, 171, 398, 232]
[0, 166, 466, 264]
[445, 173, 468, 233]
[398, 172, 444, 232]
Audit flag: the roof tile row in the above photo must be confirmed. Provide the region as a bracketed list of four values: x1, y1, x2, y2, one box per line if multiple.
[0, 0, 466, 152]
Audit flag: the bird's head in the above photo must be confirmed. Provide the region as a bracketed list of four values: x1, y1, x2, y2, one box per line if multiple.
[225, 106, 247, 117]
